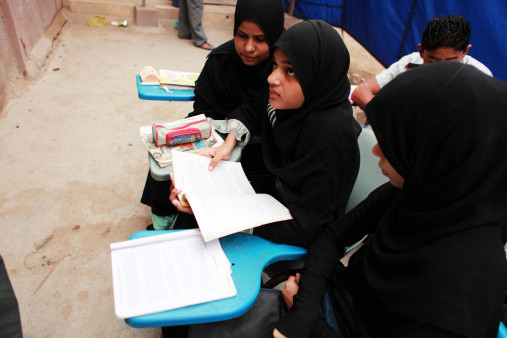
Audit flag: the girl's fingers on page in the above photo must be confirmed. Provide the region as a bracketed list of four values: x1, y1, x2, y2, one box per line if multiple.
[198, 148, 215, 158]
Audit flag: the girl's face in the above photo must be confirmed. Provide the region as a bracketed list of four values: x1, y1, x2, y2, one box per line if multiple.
[268, 48, 305, 110]
[234, 21, 270, 66]
[372, 143, 405, 189]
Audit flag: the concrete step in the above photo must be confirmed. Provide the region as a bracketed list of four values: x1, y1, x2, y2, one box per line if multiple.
[66, 0, 236, 23]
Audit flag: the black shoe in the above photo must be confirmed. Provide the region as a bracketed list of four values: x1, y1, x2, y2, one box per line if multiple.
[146, 224, 155, 230]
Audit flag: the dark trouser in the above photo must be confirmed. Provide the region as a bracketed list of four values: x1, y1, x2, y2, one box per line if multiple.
[177, 0, 207, 46]
[0, 255, 22, 338]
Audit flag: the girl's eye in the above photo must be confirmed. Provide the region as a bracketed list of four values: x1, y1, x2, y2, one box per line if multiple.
[272, 61, 278, 69]
[287, 68, 296, 76]
[255, 37, 267, 42]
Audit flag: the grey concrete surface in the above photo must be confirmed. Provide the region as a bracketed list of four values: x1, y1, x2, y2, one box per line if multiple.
[0, 7, 383, 337]
[1, 11, 233, 337]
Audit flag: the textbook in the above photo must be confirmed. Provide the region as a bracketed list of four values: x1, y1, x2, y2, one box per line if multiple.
[159, 69, 199, 88]
[172, 150, 293, 242]
[110, 229, 236, 319]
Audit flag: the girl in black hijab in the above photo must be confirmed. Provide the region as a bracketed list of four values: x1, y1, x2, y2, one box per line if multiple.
[172, 20, 361, 248]
[275, 62, 507, 337]
[141, 0, 285, 230]
[191, 0, 285, 121]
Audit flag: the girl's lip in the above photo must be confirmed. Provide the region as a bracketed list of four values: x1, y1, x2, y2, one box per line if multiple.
[269, 90, 279, 98]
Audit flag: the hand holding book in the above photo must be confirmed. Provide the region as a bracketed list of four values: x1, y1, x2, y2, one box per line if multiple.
[169, 172, 193, 211]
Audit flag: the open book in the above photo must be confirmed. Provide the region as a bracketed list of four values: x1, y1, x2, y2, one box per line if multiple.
[110, 229, 236, 319]
[172, 150, 293, 242]
[140, 114, 224, 168]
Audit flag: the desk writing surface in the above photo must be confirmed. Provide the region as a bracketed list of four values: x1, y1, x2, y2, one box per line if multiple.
[125, 231, 307, 328]
[136, 74, 195, 101]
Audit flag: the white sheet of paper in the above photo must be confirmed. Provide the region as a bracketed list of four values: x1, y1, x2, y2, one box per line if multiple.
[110, 229, 236, 319]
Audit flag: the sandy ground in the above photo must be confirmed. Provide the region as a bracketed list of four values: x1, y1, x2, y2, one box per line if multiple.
[0, 10, 383, 337]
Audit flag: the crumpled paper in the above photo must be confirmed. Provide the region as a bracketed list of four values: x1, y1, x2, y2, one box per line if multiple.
[88, 16, 109, 26]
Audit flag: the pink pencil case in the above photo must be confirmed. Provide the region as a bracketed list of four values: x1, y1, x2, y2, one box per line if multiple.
[152, 118, 212, 147]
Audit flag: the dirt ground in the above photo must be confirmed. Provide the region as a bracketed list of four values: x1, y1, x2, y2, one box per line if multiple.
[0, 9, 383, 337]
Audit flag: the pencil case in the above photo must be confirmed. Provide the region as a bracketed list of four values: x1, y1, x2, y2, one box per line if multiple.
[152, 118, 212, 147]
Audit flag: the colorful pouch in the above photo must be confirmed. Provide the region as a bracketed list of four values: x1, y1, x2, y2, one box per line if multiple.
[152, 118, 212, 147]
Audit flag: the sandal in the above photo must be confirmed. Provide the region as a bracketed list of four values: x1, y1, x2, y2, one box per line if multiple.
[197, 42, 214, 50]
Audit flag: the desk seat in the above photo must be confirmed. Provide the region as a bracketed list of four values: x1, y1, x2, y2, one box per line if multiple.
[136, 74, 195, 101]
[125, 231, 307, 328]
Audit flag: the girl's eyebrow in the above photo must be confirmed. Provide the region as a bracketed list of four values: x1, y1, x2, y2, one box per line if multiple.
[272, 57, 291, 65]
[237, 29, 266, 38]
[275, 59, 291, 65]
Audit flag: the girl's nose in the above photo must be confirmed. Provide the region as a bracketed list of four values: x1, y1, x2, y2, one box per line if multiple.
[268, 68, 281, 86]
[245, 38, 255, 52]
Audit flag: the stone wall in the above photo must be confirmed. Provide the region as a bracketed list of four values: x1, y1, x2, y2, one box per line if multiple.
[0, 0, 66, 113]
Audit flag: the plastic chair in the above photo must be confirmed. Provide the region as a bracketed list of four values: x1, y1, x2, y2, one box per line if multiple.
[345, 128, 388, 213]
[125, 231, 306, 328]
[499, 322, 507, 338]
[136, 74, 196, 101]
[262, 127, 387, 284]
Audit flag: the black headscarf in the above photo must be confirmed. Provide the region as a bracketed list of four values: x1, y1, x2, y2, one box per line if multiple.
[191, 0, 284, 122]
[365, 62, 507, 337]
[263, 20, 361, 213]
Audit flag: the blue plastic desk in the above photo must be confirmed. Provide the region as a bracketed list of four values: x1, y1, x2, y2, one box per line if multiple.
[136, 74, 196, 101]
[125, 231, 307, 328]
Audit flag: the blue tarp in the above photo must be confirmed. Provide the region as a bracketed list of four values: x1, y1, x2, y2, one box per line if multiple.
[282, 0, 507, 81]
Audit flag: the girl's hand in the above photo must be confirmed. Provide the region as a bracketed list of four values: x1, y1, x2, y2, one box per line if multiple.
[198, 133, 237, 171]
[281, 273, 301, 311]
[169, 172, 193, 215]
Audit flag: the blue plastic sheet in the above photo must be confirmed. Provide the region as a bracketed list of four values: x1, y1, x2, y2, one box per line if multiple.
[282, 0, 507, 81]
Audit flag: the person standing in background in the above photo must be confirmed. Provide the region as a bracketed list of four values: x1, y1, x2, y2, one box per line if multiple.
[177, 0, 214, 50]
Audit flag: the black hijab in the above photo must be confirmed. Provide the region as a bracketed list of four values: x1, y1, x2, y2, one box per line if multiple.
[365, 62, 507, 337]
[263, 20, 361, 213]
[192, 0, 284, 121]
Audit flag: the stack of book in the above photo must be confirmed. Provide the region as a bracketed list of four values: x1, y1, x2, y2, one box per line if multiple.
[139, 66, 199, 92]
[139, 114, 224, 168]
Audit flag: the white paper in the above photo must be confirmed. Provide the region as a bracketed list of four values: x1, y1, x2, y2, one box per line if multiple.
[171, 151, 293, 242]
[110, 229, 236, 319]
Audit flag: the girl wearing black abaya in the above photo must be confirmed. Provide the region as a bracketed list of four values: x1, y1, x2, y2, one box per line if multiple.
[141, 0, 284, 230]
[275, 62, 507, 337]
[172, 20, 361, 248]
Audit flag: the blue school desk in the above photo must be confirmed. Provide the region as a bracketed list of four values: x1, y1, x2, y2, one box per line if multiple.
[136, 74, 195, 101]
[125, 231, 307, 328]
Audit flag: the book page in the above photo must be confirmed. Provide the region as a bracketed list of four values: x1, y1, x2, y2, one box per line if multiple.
[110, 229, 236, 319]
[185, 193, 293, 241]
[172, 149, 255, 196]
[171, 150, 293, 241]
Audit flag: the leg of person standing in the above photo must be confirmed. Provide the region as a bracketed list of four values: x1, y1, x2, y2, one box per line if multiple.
[178, 0, 213, 49]
[177, 0, 192, 40]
